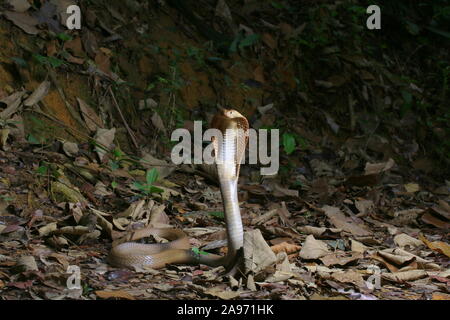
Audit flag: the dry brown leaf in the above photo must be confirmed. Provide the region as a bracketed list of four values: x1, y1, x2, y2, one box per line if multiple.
[421, 210, 450, 229]
[244, 229, 277, 274]
[4, 11, 39, 35]
[95, 290, 135, 300]
[273, 184, 299, 197]
[94, 127, 116, 161]
[299, 235, 330, 260]
[6, 0, 31, 12]
[323, 205, 371, 237]
[23, 81, 51, 106]
[298, 225, 341, 238]
[419, 234, 450, 258]
[381, 270, 427, 282]
[331, 270, 366, 288]
[364, 158, 395, 175]
[350, 239, 368, 253]
[432, 292, 450, 300]
[393, 233, 423, 248]
[320, 252, 362, 267]
[204, 286, 240, 300]
[404, 183, 420, 193]
[0, 90, 26, 119]
[270, 242, 301, 255]
[77, 98, 104, 132]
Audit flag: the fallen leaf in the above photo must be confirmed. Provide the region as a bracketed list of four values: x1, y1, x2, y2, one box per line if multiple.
[270, 242, 301, 255]
[95, 290, 135, 300]
[393, 233, 423, 248]
[4, 11, 39, 35]
[331, 270, 366, 288]
[320, 252, 362, 267]
[6, 0, 31, 12]
[419, 234, 450, 258]
[350, 239, 368, 253]
[364, 158, 395, 175]
[299, 235, 330, 260]
[404, 183, 419, 193]
[77, 98, 104, 132]
[0, 90, 26, 119]
[17, 256, 38, 271]
[421, 210, 450, 229]
[382, 270, 427, 282]
[204, 286, 240, 300]
[62, 141, 79, 157]
[244, 229, 277, 274]
[23, 81, 51, 106]
[94, 127, 116, 161]
[432, 292, 450, 300]
[323, 205, 371, 237]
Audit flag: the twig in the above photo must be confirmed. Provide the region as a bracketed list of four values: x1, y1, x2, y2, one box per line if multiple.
[108, 86, 139, 150]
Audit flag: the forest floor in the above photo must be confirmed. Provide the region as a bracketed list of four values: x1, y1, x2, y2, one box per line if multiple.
[0, 0, 448, 300]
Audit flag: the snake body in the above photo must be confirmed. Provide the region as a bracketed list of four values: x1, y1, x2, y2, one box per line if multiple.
[108, 109, 249, 273]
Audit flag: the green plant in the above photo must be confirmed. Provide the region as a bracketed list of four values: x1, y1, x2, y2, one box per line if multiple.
[229, 33, 261, 53]
[33, 54, 65, 68]
[132, 168, 163, 196]
[282, 132, 296, 155]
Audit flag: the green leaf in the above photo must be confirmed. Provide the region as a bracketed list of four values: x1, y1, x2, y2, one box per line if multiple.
[192, 247, 209, 256]
[146, 168, 159, 185]
[239, 34, 260, 49]
[57, 33, 73, 41]
[11, 57, 27, 67]
[208, 211, 224, 219]
[33, 54, 64, 68]
[36, 166, 48, 175]
[47, 56, 64, 68]
[282, 133, 296, 155]
[149, 186, 163, 194]
[109, 160, 119, 171]
[111, 181, 118, 189]
[132, 181, 146, 191]
[27, 134, 40, 144]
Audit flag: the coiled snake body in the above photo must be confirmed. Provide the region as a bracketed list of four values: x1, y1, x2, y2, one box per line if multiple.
[108, 109, 249, 273]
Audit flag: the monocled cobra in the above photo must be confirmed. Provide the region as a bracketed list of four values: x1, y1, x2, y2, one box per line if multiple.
[108, 109, 249, 274]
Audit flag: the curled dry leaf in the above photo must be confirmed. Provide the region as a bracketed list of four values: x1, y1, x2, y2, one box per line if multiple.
[38, 222, 57, 237]
[6, 0, 31, 12]
[62, 141, 79, 157]
[299, 235, 330, 260]
[0, 90, 26, 119]
[94, 127, 116, 161]
[364, 158, 395, 175]
[331, 270, 366, 288]
[351, 239, 368, 253]
[270, 242, 301, 255]
[140, 152, 174, 180]
[298, 225, 341, 238]
[393, 233, 423, 248]
[23, 81, 51, 106]
[323, 205, 371, 237]
[17, 255, 38, 271]
[243, 229, 277, 274]
[4, 11, 39, 35]
[205, 286, 240, 300]
[419, 234, 450, 258]
[95, 290, 135, 300]
[77, 98, 104, 132]
[320, 252, 363, 267]
[382, 270, 427, 283]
